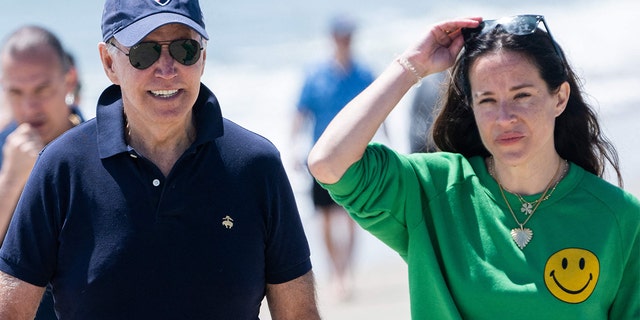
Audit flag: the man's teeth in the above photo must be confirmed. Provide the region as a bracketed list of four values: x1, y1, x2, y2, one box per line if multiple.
[151, 89, 179, 97]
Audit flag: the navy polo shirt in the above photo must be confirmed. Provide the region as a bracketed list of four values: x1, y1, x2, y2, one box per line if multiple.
[0, 84, 312, 319]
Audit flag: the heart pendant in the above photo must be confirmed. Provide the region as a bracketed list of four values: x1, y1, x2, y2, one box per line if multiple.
[511, 227, 533, 249]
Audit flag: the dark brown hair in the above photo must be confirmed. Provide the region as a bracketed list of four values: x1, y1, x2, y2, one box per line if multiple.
[431, 27, 622, 186]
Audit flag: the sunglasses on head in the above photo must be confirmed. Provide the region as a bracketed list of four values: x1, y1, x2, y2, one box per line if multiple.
[109, 39, 203, 70]
[462, 14, 565, 65]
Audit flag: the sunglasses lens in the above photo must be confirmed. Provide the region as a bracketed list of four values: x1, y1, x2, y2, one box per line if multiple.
[127, 40, 202, 70]
[169, 39, 202, 66]
[462, 15, 542, 43]
[128, 42, 161, 70]
[498, 15, 539, 35]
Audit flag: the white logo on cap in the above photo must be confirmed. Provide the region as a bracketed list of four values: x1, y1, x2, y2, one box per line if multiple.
[154, 0, 171, 6]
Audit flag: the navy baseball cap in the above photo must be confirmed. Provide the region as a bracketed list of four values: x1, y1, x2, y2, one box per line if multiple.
[101, 0, 209, 47]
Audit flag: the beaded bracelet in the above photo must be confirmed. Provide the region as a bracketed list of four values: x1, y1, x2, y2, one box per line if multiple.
[396, 56, 422, 87]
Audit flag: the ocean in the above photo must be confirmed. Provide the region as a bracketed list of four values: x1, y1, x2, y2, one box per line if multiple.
[2, 1, 638, 121]
[1, 0, 639, 292]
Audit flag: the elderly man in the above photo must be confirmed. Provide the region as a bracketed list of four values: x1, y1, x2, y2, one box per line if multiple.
[0, 0, 319, 319]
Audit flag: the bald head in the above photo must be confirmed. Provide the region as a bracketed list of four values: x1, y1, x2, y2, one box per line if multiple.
[1, 25, 70, 76]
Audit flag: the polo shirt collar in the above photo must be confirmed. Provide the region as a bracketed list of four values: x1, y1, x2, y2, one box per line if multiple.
[96, 83, 224, 159]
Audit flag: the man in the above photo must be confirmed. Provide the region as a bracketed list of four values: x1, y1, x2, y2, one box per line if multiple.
[0, 26, 82, 241]
[291, 14, 374, 301]
[408, 71, 446, 153]
[0, 26, 83, 320]
[0, 0, 319, 319]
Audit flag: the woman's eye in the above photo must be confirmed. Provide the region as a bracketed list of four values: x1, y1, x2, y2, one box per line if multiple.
[514, 92, 531, 99]
[477, 98, 495, 105]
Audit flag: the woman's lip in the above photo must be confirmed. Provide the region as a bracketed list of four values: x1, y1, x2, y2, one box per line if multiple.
[496, 133, 524, 144]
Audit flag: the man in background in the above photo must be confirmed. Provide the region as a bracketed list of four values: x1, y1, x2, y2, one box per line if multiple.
[408, 71, 446, 153]
[292, 13, 374, 301]
[0, 25, 83, 320]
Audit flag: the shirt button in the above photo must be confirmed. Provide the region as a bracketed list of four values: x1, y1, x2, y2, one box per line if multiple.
[152, 179, 161, 187]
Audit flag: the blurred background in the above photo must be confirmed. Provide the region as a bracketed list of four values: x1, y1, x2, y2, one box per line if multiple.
[1, 1, 638, 318]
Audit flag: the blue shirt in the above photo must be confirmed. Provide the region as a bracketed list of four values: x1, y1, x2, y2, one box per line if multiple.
[0, 84, 312, 319]
[0, 106, 84, 320]
[297, 59, 374, 142]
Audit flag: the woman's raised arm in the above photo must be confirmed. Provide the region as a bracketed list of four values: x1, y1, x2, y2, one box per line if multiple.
[307, 17, 481, 184]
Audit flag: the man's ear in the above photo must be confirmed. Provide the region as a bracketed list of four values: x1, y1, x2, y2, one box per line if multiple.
[98, 42, 120, 85]
[64, 65, 78, 101]
[200, 48, 206, 76]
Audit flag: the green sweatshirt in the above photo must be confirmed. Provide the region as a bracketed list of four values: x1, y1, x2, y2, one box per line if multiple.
[322, 143, 639, 319]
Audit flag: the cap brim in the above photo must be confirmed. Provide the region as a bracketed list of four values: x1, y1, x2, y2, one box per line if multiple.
[114, 12, 209, 47]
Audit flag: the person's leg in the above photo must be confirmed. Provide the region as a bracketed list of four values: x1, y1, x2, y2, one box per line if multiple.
[328, 205, 356, 300]
[320, 206, 339, 274]
[321, 204, 356, 301]
[313, 182, 356, 301]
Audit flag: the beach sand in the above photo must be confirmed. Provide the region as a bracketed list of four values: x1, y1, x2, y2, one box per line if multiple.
[259, 217, 411, 320]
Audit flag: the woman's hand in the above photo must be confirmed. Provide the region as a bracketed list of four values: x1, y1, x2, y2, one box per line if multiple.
[401, 17, 482, 78]
[308, 17, 482, 185]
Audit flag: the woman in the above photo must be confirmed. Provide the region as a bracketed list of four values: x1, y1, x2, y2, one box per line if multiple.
[308, 16, 639, 319]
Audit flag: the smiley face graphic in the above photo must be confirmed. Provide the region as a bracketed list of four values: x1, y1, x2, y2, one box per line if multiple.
[544, 248, 599, 303]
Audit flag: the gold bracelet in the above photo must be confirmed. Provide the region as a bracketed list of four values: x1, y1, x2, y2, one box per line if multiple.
[396, 56, 422, 87]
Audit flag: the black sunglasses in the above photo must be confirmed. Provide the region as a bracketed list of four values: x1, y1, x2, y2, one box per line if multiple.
[109, 39, 203, 70]
[462, 15, 565, 65]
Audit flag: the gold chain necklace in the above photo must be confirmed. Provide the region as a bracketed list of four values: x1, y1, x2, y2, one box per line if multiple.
[514, 162, 566, 215]
[491, 157, 564, 249]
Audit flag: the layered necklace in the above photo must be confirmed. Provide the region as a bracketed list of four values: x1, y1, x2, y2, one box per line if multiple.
[490, 157, 567, 249]
[515, 182, 560, 215]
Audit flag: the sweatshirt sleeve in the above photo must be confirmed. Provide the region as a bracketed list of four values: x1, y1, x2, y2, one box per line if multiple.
[320, 144, 412, 257]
